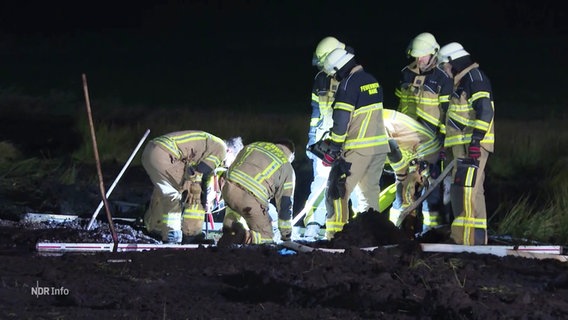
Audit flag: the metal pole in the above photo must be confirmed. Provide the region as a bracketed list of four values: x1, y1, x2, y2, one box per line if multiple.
[82, 73, 119, 252]
[86, 128, 151, 230]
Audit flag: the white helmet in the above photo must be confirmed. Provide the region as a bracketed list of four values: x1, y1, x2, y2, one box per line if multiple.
[312, 36, 346, 68]
[322, 48, 354, 76]
[437, 42, 470, 64]
[407, 32, 440, 58]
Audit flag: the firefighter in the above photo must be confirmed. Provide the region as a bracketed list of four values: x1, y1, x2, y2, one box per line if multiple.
[141, 130, 243, 244]
[312, 48, 390, 239]
[218, 140, 296, 246]
[304, 36, 362, 239]
[437, 42, 495, 245]
[395, 32, 454, 230]
[383, 109, 442, 238]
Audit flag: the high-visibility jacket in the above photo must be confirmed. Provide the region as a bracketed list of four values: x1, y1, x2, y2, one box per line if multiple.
[329, 66, 390, 155]
[395, 63, 453, 135]
[383, 109, 441, 175]
[153, 130, 227, 174]
[225, 142, 296, 224]
[444, 63, 495, 151]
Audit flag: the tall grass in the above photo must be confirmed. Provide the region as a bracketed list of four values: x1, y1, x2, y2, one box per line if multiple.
[491, 119, 568, 243]
[71, 106, 310, 165]
[2, 89, 568, 244]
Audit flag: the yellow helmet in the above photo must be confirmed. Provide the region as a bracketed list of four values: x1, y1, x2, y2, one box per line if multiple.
[322, 48, 354, 76]
[312, 36, 346, 68]
[437, 42, 470, 64]
[407, 32, 440, 58]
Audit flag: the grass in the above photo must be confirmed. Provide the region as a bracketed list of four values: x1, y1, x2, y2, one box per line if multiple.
[1, 91, 568, 245]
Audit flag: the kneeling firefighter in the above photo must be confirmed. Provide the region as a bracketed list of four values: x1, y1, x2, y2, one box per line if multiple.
[383, 109, 443, 237]
[218, 140, 296, 246]
[141, 130, 243, 244]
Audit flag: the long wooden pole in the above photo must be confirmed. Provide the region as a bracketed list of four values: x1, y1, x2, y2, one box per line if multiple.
[81, 74, 119, 252]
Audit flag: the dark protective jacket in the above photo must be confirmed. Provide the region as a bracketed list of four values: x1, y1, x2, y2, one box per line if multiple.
[329, 66, 390, 155]
[445, 58, 495, 151]
[395, 62, 453, 135]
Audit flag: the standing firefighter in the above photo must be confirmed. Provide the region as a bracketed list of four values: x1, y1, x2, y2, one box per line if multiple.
[304, 36, 361, 239]
[438, 42, 495, 245]
[311, 48, 390, 239]
[395, 32, 453, 231]
[383, 109, 442, 237]
[141, 130, 243, 244]
[218, 140, 296, 246]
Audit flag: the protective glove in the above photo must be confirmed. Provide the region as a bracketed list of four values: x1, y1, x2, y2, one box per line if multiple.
[468, 139, 481, 160]
[183, 169, 203, 206]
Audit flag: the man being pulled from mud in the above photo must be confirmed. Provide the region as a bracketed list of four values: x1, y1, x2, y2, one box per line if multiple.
[217, 140, 296, 246]
[141, 130, 243, 244]
[383, 109, 443, 238]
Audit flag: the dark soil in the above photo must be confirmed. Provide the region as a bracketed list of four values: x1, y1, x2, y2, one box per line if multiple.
[1, 114, 568, 319]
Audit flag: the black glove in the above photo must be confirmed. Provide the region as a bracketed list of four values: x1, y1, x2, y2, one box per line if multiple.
[328, 158, 351, 199]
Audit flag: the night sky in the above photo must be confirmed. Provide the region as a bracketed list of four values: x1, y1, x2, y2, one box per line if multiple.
[0, 1, 566, 116]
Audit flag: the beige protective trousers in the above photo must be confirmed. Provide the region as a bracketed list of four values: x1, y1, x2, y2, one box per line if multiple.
[325, 150, 387, 239]
[221, 180, 274, 244]
[449, 145, 490, 245]
[141, 142, 204, 241]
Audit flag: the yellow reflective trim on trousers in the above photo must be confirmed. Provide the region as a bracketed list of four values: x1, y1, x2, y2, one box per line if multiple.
[334, 101, 355, 112]
[250, 230, 273, 244]
[153, 136, 182, 159]
[327, 198, 347, 232]
[311, 92, 318, 104]
[310, 117, 320, 126]
[182, 205, 205, 220]
[452, 217, 486, 228]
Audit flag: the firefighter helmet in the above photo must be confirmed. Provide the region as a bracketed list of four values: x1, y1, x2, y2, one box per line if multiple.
[312, 36, 346, 68]
[407, 32, 440, 58]
[437, 42, 470, 64]
[322, 48, 354, 76]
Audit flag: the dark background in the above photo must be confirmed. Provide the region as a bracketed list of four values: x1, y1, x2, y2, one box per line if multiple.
[0, 0, 566, 117]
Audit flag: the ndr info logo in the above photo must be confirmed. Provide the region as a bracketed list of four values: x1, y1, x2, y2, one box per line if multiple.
[30, 281, 70, 298]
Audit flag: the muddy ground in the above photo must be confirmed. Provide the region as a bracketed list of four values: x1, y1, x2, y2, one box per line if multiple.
[1, 114, 568, 319]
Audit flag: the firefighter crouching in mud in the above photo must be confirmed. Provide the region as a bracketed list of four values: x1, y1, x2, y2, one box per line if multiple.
[217, 140, 296, 246]
[383, 109, 443, 239]
[141, 130, 243, 244]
